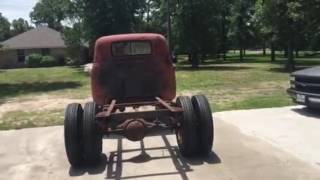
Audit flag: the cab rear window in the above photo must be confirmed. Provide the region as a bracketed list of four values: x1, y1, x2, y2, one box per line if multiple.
[112, 41, 152, 56]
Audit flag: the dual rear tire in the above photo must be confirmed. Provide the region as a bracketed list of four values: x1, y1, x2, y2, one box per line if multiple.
[64, 102, 103, 167]
[65, 96, 213, 166]
[176, 95, 214, 157]
[64, 104, 83, 167]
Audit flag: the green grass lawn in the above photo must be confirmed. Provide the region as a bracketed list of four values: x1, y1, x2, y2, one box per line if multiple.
[176, 52, 320, 111]
[0, 109, 64, 130]
[0, 52, 319, 130]
[0, 66, 90, 103]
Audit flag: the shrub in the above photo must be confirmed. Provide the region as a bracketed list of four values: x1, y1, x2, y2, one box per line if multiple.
[40, 56, 58, 67]
[25, 54, 42, 67]
[57, 56, 65, 66]
[65, 57, 78, 66]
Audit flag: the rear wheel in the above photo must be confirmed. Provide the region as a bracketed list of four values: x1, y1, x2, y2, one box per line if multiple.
[175, 96, 198, 157]
[83, 102, 103, 165]
[192, 95, 214, 155]
[64, 103, 84, 167]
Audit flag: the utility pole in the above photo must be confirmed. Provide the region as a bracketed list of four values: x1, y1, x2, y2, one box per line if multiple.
[167, 0, 172, 51]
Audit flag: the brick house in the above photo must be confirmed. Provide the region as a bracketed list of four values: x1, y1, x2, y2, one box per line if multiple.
[0, 27, 67, 68]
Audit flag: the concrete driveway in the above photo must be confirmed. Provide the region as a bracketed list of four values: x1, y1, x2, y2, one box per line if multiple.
[0, 106, 319, 180]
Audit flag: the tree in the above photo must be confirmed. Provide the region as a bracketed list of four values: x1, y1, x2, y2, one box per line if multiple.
[262, 0, 308, 71]
[253, 0, 277, 61]
[11, 18, 32, 36]
[63, 22, 86, 64]
[176, 0, 222, 68]
[229, 0, 256, 61]
[143, 0, 172, 34]
[218, 0, 233, 61]
[30, 0, 71, 31]
[0, 13, 11, 42]
[302, 1, 320, 52]
[61, 1, 87, 64]
[253, 0, 266, 56]
[73, 0, 146, 42]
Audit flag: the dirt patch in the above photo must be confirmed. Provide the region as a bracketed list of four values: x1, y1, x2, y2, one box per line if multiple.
[0, 91, 202, 120]
[0, 95, 92, 119]
[177, 90, 201, 97]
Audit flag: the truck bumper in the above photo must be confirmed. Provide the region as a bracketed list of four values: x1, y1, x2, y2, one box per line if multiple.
[287, 88, 320, 108]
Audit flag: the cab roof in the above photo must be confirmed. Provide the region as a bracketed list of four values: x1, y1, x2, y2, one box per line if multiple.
[96, 33, 167, 45]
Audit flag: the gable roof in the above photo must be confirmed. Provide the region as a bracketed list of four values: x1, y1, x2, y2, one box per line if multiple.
[1, 27, 66, 50]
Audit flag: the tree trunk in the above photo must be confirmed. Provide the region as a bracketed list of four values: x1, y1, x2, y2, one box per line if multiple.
[295, 49, 299, 58]
[271, 42, 275, 62]
[284, 49, 288, 58]
[263, 42, 266, 56]
[285, 40, 295, 71]
[201, 53, 206, 63]
[146, 0, 151, 29]
[221, 12, 227, 61]
[166, 0, 172, 52]
[191, 52, 199, 68]
[240, 48, 244, 62]
[188, 53, 192, 63]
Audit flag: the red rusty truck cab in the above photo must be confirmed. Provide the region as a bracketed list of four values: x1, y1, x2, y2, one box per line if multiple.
[91, 33, 176, 105]
[64, 33, 214, 167]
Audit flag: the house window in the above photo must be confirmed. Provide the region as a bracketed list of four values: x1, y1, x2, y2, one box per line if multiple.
[41, 48, 50, 55]
[17, 49, 25, 63]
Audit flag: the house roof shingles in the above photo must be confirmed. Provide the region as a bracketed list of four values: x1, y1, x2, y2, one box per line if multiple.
[1, 27, 66, 50]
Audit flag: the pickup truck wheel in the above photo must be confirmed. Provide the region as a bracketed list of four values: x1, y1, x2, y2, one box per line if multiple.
[176, 96, 198, 157]
[192, 95, 214, 156]
[64, 103, 84, 167]
[83, 102, 103, 165]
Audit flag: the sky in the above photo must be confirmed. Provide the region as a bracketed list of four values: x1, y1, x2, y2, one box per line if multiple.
[0, 0, 38, 23]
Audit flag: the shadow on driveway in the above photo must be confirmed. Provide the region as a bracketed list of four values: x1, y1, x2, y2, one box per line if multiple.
[291, 107, 320, 118]
[69, 134, 221, 180]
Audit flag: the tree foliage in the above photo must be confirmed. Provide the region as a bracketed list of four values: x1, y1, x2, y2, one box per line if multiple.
[0, 13, 11, 42]
[229, 0, 256, 61]
[25, 0, 320, 70]
[11, 18, 32, 36]
[30, 0, 71, 31]
[260, 0, 320, 71]
[73, 0, 146, 41]
[175, 0, 229, 67]
[62, 22, 87, 64]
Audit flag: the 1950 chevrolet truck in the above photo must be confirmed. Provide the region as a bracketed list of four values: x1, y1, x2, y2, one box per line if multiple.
[64, 33, 214, 167]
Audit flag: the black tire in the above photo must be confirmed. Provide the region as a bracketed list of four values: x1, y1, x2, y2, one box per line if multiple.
[64, 103, 84, 167]
[192, 95, 214, 155]
[82, 102, 103, 165]
[175, 96, 198, 157]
